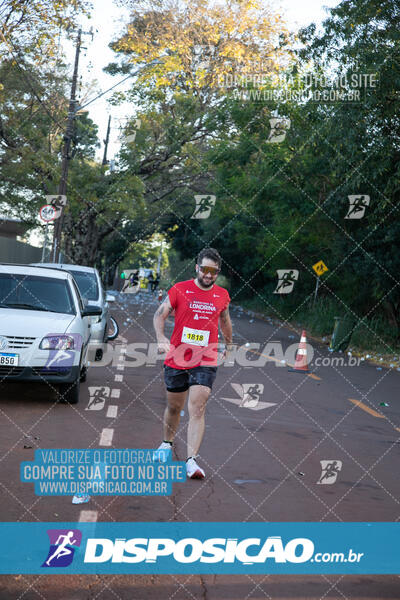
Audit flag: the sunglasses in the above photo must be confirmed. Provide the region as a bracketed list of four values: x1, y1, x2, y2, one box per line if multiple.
[199, 265, 220, 276]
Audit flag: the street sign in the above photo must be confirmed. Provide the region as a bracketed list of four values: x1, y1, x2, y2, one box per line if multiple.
[312, 260, 329, 276]
[312, 260, 329, 305]
[39, 205, 58, 223]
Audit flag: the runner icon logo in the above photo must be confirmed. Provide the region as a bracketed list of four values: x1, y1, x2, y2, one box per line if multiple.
[121, 119, 141, 144]
[317, 460, 343, 485]
[43, 333, 83, 372]
[42, 529, 82, 567]
[86, 386, 110, 411]
[274, 270, 299, 294]
[267, 117, 291, 143]
[345, 195, 370, 219]
[221, 383, 276, 411]
[241, 383, 264, 408]
[45, 194, 67, 207]
[191, 44, 215, 70]
[40, 195, 67, 222]
[191, 195, 216, 219]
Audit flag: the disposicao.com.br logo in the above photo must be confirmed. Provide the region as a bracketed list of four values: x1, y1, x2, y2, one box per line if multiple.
[83, 536, 362, 566]
[2, 522, 391, 574]
[42, 529, 82, 567]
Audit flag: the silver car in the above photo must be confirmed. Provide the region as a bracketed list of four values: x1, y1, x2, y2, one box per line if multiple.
[32, 264, 118, 360]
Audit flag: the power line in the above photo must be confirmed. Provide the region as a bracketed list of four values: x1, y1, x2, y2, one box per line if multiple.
[74, 59, 161, 113]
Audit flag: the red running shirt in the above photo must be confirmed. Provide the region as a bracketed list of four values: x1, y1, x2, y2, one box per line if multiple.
[164, 279, 230, 369]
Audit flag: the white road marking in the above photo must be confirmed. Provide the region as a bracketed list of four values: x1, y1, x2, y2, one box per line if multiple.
[107, 405, 118, 418]
[111, 388, 120, 399]
[99, 428, 114, 446]
[117, 365, 125, 371]
[115, 374, 123, 382]
[79, 510, 98, 522]
[118, 354, 124, 361]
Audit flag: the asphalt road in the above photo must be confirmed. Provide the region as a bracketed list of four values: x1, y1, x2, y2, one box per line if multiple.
[0, 290, 399, 599]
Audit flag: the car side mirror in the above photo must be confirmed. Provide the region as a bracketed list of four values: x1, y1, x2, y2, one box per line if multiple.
[106, 293, 115, 303]
[82, 304, 102, 317]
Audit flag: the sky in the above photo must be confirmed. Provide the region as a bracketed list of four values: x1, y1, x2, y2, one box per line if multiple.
[66, 0, 342, 161]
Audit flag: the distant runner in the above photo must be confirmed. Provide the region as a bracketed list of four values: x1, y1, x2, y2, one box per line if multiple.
[153, 248, 233, 479]
[148, 271, 155, 292]
[152, 272, 160, 293]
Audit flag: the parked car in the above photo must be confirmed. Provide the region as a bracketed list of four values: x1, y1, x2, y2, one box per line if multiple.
[0, 264, 101, 403]
[32, 264, 118, 360]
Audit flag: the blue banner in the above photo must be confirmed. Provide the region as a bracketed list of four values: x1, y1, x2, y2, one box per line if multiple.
[0, 522, 398, 574]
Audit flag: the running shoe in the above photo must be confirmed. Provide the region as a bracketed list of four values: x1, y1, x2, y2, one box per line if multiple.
[186, 457, 205, 479]
[72, 494, 91, 504]
[153, 442, 172, 462]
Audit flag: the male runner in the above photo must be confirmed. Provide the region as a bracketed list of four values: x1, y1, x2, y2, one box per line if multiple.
[153, 248, 233, 479]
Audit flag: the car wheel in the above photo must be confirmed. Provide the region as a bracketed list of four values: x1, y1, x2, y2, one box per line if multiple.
[58, 378, 80, 404]
[107, 316, 119, 341]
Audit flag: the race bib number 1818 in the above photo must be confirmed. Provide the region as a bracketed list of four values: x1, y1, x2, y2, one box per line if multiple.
[181, 326, 210, 347]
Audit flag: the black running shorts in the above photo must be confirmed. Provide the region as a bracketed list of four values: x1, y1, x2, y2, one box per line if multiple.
[163, 365, 218, 393]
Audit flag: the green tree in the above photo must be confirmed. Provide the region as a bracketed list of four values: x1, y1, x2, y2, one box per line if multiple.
[0, 0, 89, 64]
[0, 57, 68, 223]
[298, 0, 400, 335]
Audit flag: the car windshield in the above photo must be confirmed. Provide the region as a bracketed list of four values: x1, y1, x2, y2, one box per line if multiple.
[68, 270, 99, 301]
[0, 274, 75, 315]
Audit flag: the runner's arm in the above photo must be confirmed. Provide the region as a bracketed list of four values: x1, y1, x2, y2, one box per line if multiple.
[219, 306, 233, 348]
[153, 295, 174, 352]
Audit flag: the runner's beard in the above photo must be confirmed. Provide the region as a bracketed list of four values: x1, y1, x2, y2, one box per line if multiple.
[197, 272, 214, 288]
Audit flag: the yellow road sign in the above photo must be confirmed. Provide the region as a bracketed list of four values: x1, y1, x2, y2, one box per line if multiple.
[312, 260, 329, 276]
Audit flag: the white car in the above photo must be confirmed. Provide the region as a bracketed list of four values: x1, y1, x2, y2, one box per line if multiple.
[0, 264, 102, 403]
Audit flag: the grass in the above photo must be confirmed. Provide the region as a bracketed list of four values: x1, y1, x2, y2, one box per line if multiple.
[240, 295, 400, 356]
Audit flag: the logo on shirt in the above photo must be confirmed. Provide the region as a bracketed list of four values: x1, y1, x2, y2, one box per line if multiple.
[189, 301, 216, 312]
[213, 294, 219, 297]
[186, 290, 195, 294]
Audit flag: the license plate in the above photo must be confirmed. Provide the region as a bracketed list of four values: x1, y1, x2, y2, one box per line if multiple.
[0, 353, 19, 366]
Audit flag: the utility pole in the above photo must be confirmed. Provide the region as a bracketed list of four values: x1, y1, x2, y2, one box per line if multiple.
[51, 56, 159, 262]
[102, 115, 111, 166]
[51, 29, 82, 262]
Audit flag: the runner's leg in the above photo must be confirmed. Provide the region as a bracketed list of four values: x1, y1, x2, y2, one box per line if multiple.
[187, 384, 211, 457]
[163, 390, 187, 442]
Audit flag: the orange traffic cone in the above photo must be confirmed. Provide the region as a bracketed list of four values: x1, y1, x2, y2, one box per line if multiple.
[288, 330, 310, 373]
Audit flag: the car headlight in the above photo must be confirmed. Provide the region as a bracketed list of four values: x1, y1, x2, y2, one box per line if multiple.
[40, 335, 75, 350]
